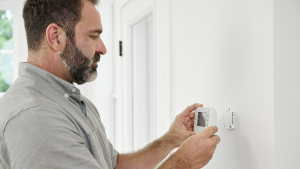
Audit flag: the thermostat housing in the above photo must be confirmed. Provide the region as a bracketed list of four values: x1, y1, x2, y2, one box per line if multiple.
[194, 107, 217, 133]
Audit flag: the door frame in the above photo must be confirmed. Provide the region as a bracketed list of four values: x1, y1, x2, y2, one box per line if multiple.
[113, 0, 173, 153]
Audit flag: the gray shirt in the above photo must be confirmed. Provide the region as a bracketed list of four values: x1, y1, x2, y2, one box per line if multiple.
[0, 63, 118, 169]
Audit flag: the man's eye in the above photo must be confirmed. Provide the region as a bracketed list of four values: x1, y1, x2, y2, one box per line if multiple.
[91, 36, 97, 40]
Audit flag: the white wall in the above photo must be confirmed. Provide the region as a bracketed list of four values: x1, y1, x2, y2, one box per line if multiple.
[171, 0, 274, 168]
[274, 0, 300, 169]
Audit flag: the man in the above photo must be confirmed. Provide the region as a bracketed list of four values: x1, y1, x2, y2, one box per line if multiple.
[0, 0, 220, 168]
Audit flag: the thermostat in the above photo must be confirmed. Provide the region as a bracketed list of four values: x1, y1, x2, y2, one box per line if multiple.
[194, 107, 217, 133]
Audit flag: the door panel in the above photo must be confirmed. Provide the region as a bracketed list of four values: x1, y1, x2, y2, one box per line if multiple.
[121, 0, 155, 152]
[132, 14, 154, 151]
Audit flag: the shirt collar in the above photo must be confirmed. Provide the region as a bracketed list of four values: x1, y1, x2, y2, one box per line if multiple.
[18, 62, 82, 103]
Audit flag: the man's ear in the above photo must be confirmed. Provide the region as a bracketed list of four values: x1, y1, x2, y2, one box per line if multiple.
[45, 23, 66, 53]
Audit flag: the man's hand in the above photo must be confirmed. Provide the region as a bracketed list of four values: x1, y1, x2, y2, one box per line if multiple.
[162, 103, 203, 148]
[160, 126, 220, 169]
[115, 103, 218, 169]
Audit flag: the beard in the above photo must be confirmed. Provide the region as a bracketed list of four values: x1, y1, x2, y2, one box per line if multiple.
[60, 38, 100, 85]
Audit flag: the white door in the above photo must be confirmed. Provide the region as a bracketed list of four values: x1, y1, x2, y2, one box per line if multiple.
[113, 0, 173, 154]
[119, 0, 156, 153]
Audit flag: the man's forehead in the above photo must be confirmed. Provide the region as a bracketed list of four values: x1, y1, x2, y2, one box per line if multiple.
[79, 1, 102, 31]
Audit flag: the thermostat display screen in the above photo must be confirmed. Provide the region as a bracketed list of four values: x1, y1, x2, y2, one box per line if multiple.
[197, 112, 207, 127]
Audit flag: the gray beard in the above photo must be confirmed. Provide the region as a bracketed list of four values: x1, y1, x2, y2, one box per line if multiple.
[60, 38, 100, 85]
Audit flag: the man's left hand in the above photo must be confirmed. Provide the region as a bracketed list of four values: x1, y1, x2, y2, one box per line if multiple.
[162, 103, 203, 148]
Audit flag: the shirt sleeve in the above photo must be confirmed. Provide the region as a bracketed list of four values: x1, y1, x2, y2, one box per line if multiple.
[1, 107, 103, 169]
[108, 137, 118, 168]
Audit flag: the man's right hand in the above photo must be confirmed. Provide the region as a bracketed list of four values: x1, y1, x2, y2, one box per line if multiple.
[160, 126, 220, 169]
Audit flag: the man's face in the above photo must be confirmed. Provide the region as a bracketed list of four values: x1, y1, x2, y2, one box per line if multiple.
[60, 1, 106, 85]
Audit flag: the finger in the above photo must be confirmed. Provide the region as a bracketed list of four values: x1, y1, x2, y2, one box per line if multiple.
[187, 121, 194, 131]
[180, 103, 203, 117]
[210, 135, 221, 145]
[200, 126, 218, 138]
[189, 111, 196, 119]
[183, 117, 190, 125]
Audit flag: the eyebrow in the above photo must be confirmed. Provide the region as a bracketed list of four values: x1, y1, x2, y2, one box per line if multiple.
[90, 29, 103, 34]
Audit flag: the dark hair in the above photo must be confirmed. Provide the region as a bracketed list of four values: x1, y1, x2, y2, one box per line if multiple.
[23, 0, 99, 51]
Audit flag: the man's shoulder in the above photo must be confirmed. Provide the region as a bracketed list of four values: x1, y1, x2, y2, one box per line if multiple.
[3, 106, 76, 130]
[0, 77, 64, 133]
[0, 77, 38, 122]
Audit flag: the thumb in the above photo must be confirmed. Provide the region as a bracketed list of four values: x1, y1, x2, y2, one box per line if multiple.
[183, 131, 197, 138]
[180, 103, 203, 117]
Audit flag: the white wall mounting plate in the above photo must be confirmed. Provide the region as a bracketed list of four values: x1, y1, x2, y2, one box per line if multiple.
[223, 108, 235, 129]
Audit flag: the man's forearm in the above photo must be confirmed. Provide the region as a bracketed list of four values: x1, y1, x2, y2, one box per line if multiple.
[115, 136, 174, 169]
[157, 150, 191, 169]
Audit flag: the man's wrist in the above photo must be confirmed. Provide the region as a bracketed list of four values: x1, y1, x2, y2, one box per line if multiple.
[158, 150, 192, 169]
[159, 133, 176, 151]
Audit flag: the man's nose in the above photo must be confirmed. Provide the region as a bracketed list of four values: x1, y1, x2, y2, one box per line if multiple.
[96, 37, 107, 55]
